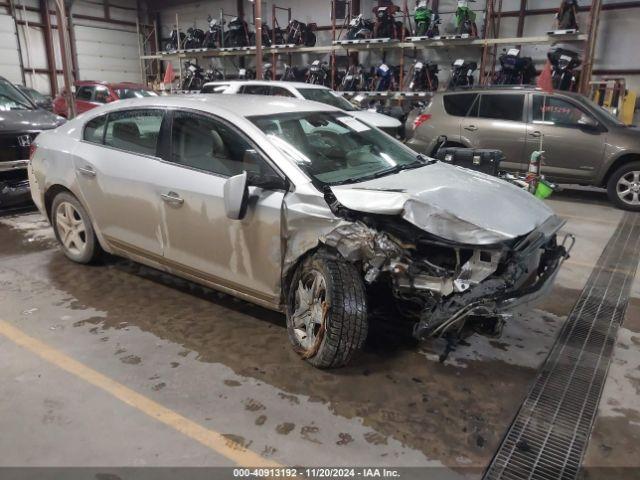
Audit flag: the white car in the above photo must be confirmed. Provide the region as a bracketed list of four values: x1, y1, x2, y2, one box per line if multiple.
[200, 80, 403, 136]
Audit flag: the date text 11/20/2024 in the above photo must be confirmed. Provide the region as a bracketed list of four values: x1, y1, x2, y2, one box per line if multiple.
[233, 468, 401, 478]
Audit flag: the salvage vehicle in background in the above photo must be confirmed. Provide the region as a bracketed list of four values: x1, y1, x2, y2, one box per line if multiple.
[200, 80, 403, 137]
[405, 86, 640, 211]
[0, 76, 65, 209]
[53, 81, 157, 117]
[30, 95, 570, 368]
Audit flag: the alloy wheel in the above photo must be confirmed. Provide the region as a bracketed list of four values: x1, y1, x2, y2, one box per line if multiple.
[55, 201, 88, 257]
[616, 170, 640, 206]
[291, 270, 327, 352]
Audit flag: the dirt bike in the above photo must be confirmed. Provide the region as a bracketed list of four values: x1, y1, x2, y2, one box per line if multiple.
[285, 19, 317, 46]
[556, 0, 579, 30]
[414, 1, 440, 37]
[548, 48, 581, 91]
[454, 0, 478, 36]
[183, 26, 205, 49]
[182, 61, 205, 90]
[495, 48, 537, 85]
[203, 16, 224, 49]
[448, 59, 476, 89]
[346, 14, 374, 40]
[409, 61, 439, 92]
[164, 28, 185, 52]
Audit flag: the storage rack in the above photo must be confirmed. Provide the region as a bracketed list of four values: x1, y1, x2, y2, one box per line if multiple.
[139, 0, 603, 96]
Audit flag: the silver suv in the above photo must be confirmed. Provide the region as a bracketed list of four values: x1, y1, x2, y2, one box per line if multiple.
[405, 86, 640, 211]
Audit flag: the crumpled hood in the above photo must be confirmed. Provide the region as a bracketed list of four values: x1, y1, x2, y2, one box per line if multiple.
[330, 162, 554, 245]
[0, 109, 65, 132]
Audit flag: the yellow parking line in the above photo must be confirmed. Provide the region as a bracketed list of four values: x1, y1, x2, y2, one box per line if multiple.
[0, 320, 280, 468]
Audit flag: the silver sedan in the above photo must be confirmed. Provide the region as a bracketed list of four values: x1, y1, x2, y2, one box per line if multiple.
[29, 95, 570, 368]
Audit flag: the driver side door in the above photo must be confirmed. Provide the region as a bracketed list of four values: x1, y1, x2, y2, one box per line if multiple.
[157, 110, 287, 308]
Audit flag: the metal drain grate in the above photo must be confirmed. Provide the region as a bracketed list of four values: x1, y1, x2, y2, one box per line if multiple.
[484, 212, 640, 480]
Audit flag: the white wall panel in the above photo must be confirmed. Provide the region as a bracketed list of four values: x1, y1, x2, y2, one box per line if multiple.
[0, 12, 23, 85]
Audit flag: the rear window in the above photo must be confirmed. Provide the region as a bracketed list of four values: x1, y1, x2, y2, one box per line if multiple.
[478, 94, 524, 122]
[443, 93, 477, 117]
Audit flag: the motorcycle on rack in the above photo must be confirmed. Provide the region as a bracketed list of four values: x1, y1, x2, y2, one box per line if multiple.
[182, 61, 206, 91]
[307, 60, 330, 86]
[373, 62, 398, 91]
[203, 16, 224, 49]
[409, 60, 439, 92]
[340, 64, 366, 91]
[164, 27, 186, 52]
[547, 48, 581, 91]
[282, 64, 307, 82]
[448, 59, 477, 89]
[254, 23, 274, 47]
[373, 3, 401, 39]
[286, 19, 317, 46]
[346, 14, 374, 40]
[414, 1, 440, 37]
[495, 48, 537, 85]
[454, 0, 478, 37]
[556, 0, 579, 30]
[263, 63, 275, 80]
[184, 26, 205, 50]
[237, 67, 255, 80]
[227, 16, 251, 47]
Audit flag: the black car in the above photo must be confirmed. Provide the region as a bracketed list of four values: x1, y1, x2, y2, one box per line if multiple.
[0, 77, 65, 209]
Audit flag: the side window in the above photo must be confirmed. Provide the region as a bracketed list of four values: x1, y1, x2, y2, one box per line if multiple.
[443, 93, 478, 117]
[201, 84, 229, 94]
[532, 95, 592, 127]
[170, 111, 270, 177]
[240, 85, 270, 95]
[94, 86, 110, 104]
[104, 109, 163, 156]
[76, 86, 94, 101]
[83, 115, 107, 144]
[270, 87, 295, 98]
[478, 94, 524, 122]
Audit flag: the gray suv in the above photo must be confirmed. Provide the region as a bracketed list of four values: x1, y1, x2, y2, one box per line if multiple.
[405, 86, 640, 211]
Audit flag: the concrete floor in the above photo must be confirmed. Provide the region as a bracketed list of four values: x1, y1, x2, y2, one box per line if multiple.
[0, 189, 637, 476]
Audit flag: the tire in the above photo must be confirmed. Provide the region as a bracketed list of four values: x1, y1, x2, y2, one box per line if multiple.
[51, 192, 102, 264]
[606, 161, 640, 211]
[286, 251, 368, 369]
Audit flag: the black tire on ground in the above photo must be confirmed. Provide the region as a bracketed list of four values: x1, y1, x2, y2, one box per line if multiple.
[51, 191, 102, 264]
[286, 251, 368, 369]
[606, 161, 640, 211]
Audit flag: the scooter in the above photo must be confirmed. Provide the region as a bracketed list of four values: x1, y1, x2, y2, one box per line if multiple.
[414, 1, 440, 37]
[548, 48, 581, 91]
[346, 13, 374, 40]
[556, 0, 579, 30]
[495, 48, 537, 85]
[307, 60, 330, 86]
[448, 59, 476, 89]
[373, 2, 400, 39]
[182, 61, 205, 90]
[409, 60, 439, 92]
[183, 26, 205, 50]
[227, 16, 251, 47]
[286, 19, 317, 46]
[454, 0, 478, 37]
[203, 16, 224, 49]
[164, 27, 185, 52]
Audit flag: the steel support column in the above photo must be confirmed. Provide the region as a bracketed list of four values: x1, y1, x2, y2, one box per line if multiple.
[54, 0, 75, 117]
[254, 0, 263, 78]
[580, 0, 603, 94]
[40, 0, 57, 95]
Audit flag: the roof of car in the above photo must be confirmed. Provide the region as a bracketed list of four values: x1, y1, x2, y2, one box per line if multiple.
[82, 93, 340, 118]
[75, 80, 151, 89]
[202, 80, 329, 90]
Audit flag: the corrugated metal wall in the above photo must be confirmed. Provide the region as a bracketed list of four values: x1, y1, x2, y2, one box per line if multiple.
[0, 5, 25, 85]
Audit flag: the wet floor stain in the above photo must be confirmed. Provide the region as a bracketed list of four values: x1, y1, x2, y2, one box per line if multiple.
[119, 355, 141, 365]
[276, 422, 295, 435]
[151, 382, 166, 391]
[222, 434, 251, 451]
[336, 433, 354, 446]
[364, 432, 388, 446]
[255, 415, 267, 426]
[300, 425, 321, 444]
[244, 398, 266, 412]
[224, 379, 241, 387]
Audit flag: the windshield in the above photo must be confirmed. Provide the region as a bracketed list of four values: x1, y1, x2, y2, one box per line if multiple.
[297, 88, 357, 111]
[0, 79, 33, 111]
[250, 111, 426, 185]
[115, 88, 158, 99]
[25, 87, 47, 103]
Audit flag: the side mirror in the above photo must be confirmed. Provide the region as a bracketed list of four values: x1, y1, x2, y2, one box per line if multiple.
[223, 171, 249, 220]
[578, 115, 599, 131]
[244, 149, 288, 190]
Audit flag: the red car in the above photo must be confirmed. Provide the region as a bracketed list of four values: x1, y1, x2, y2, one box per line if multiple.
[53, 81, 157, 117]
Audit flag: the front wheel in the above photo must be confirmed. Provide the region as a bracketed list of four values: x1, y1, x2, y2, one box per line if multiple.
[607, 161, 640, 211]
[286, 251, 368, 368]
[51, 192, 102, 264]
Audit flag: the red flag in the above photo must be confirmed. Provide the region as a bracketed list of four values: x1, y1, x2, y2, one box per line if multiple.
[537, 60, 554, 93]
[163, 61, 174, 86]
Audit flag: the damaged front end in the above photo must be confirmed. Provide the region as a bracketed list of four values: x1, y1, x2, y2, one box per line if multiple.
[322, 212, 573, 340]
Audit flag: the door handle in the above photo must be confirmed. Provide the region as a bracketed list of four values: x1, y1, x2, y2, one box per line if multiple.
[464, 125, 478, 132]
[77, 165, 96, 177]
[161, 191, 184, 206]
[529, 130, 542, 138]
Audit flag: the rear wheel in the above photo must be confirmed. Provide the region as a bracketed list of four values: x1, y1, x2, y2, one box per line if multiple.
[286, 251, 368, 368]
[607, 161, 640, 211]
[51, 192, 102, 264]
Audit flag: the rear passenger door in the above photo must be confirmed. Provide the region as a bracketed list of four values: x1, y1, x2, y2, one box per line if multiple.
[73, 108, 167, 258]
[461, 93, 527, 172]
